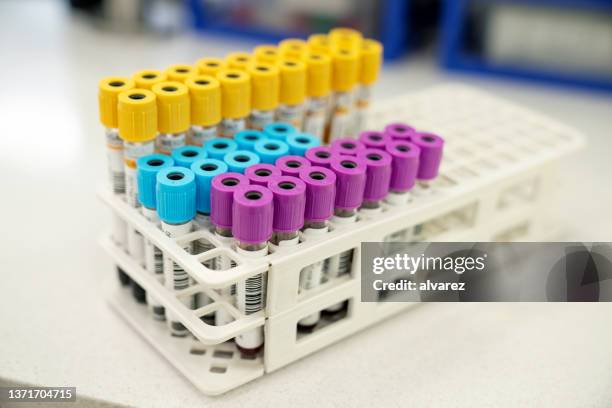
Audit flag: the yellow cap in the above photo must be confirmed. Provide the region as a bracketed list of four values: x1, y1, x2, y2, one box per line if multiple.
[329, 27, 363, 50]
[331, 47, 360, 92]
[253, 45, 279, 64]
[307, 34, 330, 54]
[277, 58, 306, 106]
[196, 57, 227, 76]
[247, 62, 279, 111]
[278, 38, 307, 60]
[185, 75, 221, 127]
[166, 64, 197, 83]
[118, 89, 157, 142]
[303, 52, 331, 98]
[98, 76, 134, 128]
[216, 69, 251, 119]
[132, 69, 167, 90]
[151, 81, 190, 134]
[360, 39, 383, 85]
[226, 52, 253, 71]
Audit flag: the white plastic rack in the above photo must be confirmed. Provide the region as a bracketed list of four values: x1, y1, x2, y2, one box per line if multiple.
[99, 84, 584, 395]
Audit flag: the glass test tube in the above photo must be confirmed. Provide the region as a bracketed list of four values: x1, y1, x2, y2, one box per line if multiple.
[353, 39, 383, 135]
[355, 149, 392, 218]
[267, 175, 306, 251]
[276, 59, 307, 130]
[326, 47, 360, 143]
[247, 62, 279, 131]
[217, 69, 251, 138]
[185, 75, 221, 146]
[151, 81, 190, 155]
[302, 52, 332, 140]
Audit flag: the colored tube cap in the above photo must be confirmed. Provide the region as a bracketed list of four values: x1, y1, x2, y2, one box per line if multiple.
[329, 155, 366, 211]
[304, 52, 331, 98]
[299, 166, 336, 223]
[204, 137, 238, 160]
[360, 39, 383, 85]
[359, 130, 391, 150]
[185, 75, 221, 127]
[384, 122, 416, 141]
[210, 172, 249, 229]
[191, 158, 228, 214]
[118, 89, 157, 143]
[156, 167, 196, 225]
[267, 176, 306, 233]
[152, 81, 190, 134]
[245, 163, 281, 186]
[356, 149, 392, 202]
[99, 76, 134, 128]
[137, 154, 175, 209]
[166, 64, 196, 83]
[385, 140, 420, 192]
[331, 48, 359, 92]
[172, 145, 207, 168]
[329, 27, 363, 49]
[275, 155, 311, 177]
[253, 139, 290, 164]
[287, 133, 320, 156]
[253, 44, 278, 64]
[133, 69, 167, 90]
[263, 122, 297, 141]
[226, 52, 253, 71]
[304, 146, 335, 168]
[411, 132, 444, 180]
[235, 129, 268, 151]
[196, 57, 227, 76]
[331, 138, 366, 156]
[217, 70, 250, 119]
[232, 185, 274, 244]
[224, 150, 260, 174]
[279, 38, 307, 60]
[307, 34, 330, 54]
[277, 59, 306, 106]
[248, 62, 279, 111]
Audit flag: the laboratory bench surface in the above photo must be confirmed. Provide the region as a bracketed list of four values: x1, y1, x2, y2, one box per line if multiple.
[1, 1, 612, 407]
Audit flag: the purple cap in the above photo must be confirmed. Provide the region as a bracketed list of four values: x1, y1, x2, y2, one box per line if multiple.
[411, 132, 444, 180]
[329, 155, 366, 211]
[356, 149, 392, 202]
[385, 140, 420, 193]
[232, 184, 274, 244]
[359, 130, 391, 150]
[299, 166, 336, 223]
[267, 176, 306, 233]
[210, 172, 249, 229]
[331, 138, 366, 156]
[245, 163, 281, 186]
[275, 155, 311, 177]
[305, 146, 335, 168]
[384, 122, 416, 141]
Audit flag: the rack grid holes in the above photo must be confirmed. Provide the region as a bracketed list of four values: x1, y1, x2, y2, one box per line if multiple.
[493, 221, 531, 241]
[210, 365, 227, 374]
[296, 298, 352, 341]
[213, 350, 234, 359]
[497, 177, 540, 210]
[415, 201, 479, 240]
[189, 347, 206, 355]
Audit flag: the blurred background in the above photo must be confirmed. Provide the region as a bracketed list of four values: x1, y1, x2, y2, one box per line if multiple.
[1, 1, 612, 407]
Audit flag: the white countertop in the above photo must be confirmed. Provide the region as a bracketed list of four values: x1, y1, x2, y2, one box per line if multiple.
[1, 1, 612, 407]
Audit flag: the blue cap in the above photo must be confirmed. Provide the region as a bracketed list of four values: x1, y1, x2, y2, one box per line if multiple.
[224, 150, 260, 174]
[171, 146, 207, 168]
[235, 130, 268, 151]
[156, 167, 196, 225]
[191, 158, 228, 215]
[253, 139, 290, 164]
[204, 137, 238, 160]
[287, 133, 321, 156]
[263, 122, 297, 141]
[137, 154, 174, 209]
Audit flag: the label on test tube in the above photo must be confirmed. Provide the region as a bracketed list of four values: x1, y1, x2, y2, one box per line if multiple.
[303, 52, 331, 140]
[327, 48, 359, 142]
[353, 39, 383, 134]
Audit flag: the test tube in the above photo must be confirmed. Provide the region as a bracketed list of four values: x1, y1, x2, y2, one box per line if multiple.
[235, 129, 268, 151]
[137, 153, 175, 319]
[327, 47, 360, 142]
[297, 166, 336, 332]
[118, 88, 158, 267]
[253, 45, 279, 64]
[217, 70, 251, 138]
[359, 130, 391, 150]
[232, 184, 273, 356]
[286, 133, 321, 156]
[253, 139, 290, 164]
[355, 149, 392, 218]
[384, 122, 416, 141]
[247, 62, 280, 130]
[210, 173, 250, 326]
[304, 146, 335, 168]
[278, 38, 308, 60]
[196, 57, 227, 76]
[224, 150, 260, 174]
[166, 64, 197, 83]
[98, 76, 133, 284]
[185, 75, 221, 146]
[156, 166, 197, 337]
[151, 81, 190, 154]
[307, 34, 330, 55]
[133, 69, 167, 90]
[353, 39, 383, 134]
[302, 52, 332, 139]
[245, 163, 281, 186]
[384, 140, 420, 205]
[267, 175, 306, 251]
[171, 145, 207, 168]
[204, 137, 238, 160]
[411, 132, 444, 192]
[325, 155, 366, 315]
[331, 137, 366, 156]
[226, 52, 254, 71]
[275, 155, 311, 177]
[263, 122, 297, 141]
[276, 59, 307, 130]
